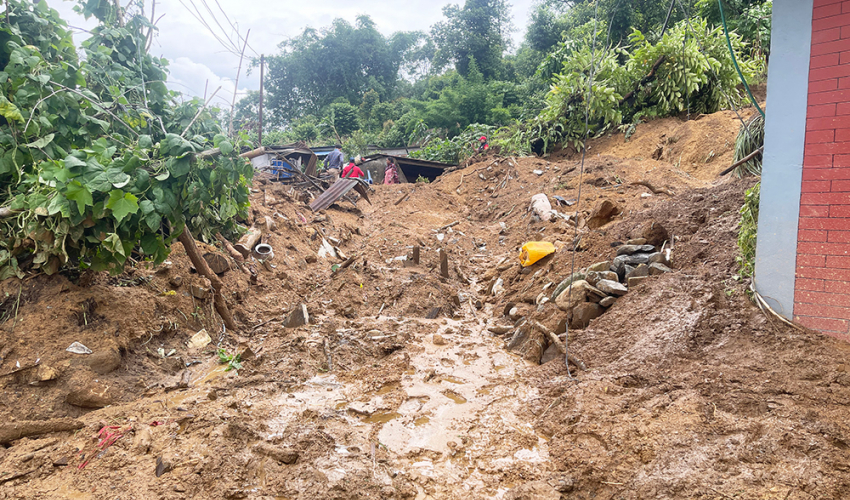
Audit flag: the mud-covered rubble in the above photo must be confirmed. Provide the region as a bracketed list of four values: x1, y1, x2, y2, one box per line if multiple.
[6, 107, 850, 499]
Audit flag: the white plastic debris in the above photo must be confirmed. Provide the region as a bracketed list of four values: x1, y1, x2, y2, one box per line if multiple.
[66, 342, 92, 355]
[530, 193, 555, 222]
[317, 238, 338, 259]
[187, 329, 212, 349]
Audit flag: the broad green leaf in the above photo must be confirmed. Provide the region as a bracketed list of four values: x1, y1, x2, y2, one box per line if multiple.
[140, 200, 156, 215]
[104, 232, 125, 257]
[65, 181, 93, 214]
[218, 140, 234, 155]
[107, 167, 131, 188]
[141, 233, 160, 255]
[0, 96, 23, 122]
[26, 133, 54, 149]
[167, 156, 191, 177]
[138, 135, 153, 149]
[105, 190, 139, 224]
[47, 194, 70, 217]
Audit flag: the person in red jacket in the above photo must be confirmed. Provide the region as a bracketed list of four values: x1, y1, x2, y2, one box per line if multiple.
[342, 157, 364, 179]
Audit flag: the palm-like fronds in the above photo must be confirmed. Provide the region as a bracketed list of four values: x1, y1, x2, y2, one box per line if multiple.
[732, 114, 764, 177]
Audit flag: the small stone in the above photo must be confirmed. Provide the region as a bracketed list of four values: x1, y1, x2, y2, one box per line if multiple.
[155, 456, 173, 477]
[616, 244, 656, 256]
[169, 275, 183, 288]
[571, 302, 604, 329]
[626, 264, 650, 280]
[305, 254, 318, 264]
[586, 261, 611, 272]
[599, 296, 617, 308]
[533, 169, 544, 176]
[190, 285, 209, 300]
[649, 263, 672, 275]
[626, 238, 647, 245]
[596, 279, 628, 296]
[284, 304, 309, 328]
[628, 276, 649, 288]
[634, 220, 669, 246]
[30, 364, 59, 385]
[52, 456, 69, 467]
[433, 334, 446, 345]
[550, 272, 586, 301]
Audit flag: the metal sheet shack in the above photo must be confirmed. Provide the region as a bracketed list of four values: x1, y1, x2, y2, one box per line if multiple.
[359, 154, 456, 184]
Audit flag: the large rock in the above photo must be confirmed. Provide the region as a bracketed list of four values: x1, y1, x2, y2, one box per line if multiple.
[587, 200, 621, 229]
[585, 270, 618, 286]
[86, 349, 121, 375]
[628, 276, 649, 288]
[586, 261, 611, 272]
[649, 263, 673, 275]
[571, 302, 604, 329]
[633, 220, 669, 246]
[616, 244, 655, 256]
[540, 343, 561, 364]
[648, 252, 671, 266]
[550, 272, 586, 301]
[626, 264, 650, 280]
[253, 443, 299, 464]
[284, 304, 309, 328]
[554, 280, 603, 311]
[599, 296, 617, 308]
[596, 279, 628, 296]
[66, 373, 114, 408]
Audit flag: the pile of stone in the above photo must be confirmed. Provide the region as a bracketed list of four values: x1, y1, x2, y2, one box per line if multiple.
[552, 238, 672, 329]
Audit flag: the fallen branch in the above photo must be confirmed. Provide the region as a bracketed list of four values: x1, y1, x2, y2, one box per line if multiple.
[0, 418, 84, 445]
[720, 146, 763, 176]
[0, 207, 18, 218]
[178, 229, 237, 331]
[180, 86, 221, 138]
[0, 468, 36, 485]
[438, 221, 459, 231]
[456, 173, 465, 194]
[630, 180, 673, 196]
[531, 320, 587, 371]
[619, 55, 667, 106]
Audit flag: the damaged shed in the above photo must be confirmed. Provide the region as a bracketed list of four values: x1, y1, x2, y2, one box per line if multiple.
[359, 154, 455, 184]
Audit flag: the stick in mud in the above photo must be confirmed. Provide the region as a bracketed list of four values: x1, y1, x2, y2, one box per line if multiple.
[323, 337, 333, 371]
[412, 246, 420, 265]
[0, 418, 85, 445]
[439, 249, 449, 278]
[531, 321, 587, 371]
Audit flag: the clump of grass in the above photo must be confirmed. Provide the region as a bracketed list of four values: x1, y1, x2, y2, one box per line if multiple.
[732, 114, 765, 177]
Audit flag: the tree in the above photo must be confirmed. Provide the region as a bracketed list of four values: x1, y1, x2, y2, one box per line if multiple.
[431, 0, 513, 80]
[265, 16, 420, 122]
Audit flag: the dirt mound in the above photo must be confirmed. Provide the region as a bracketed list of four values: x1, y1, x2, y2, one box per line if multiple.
[4, 105, 849, 500]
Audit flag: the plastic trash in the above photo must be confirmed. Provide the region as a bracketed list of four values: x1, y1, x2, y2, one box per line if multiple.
[66, 342, 92, 355]
[519, 241, 556, 267]
[530, 193, 555, 221]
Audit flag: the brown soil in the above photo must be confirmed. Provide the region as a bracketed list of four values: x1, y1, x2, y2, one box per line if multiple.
[1, 106, 847, 500]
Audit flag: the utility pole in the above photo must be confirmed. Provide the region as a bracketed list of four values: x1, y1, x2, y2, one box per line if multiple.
[258, 54, 264, 147]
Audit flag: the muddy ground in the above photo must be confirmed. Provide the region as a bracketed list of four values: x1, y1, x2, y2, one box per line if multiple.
[2, 108, 849, 500]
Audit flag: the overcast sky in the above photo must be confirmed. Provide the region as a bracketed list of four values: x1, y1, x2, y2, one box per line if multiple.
[48, 0, 537, 110]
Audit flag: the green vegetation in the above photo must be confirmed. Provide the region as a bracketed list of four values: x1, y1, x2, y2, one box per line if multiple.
[0, 0, 252, 279]
[217, 347, 243, 372]
[239, 0, 770, 164]
[737, 182, 760, 279]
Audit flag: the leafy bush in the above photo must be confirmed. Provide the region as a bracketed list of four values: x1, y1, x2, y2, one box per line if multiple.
[0, 0, 252, 279]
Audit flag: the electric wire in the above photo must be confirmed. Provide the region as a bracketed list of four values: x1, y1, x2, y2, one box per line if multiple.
[564, 0, 601, 379]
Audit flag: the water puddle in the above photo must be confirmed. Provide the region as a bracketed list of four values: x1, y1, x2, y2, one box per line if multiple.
[363, 411, 401, 424]
[439, 375, 466, 385]
[442, 390, 467, 404]
[376, 383, 399, 395]
[414, 416, 430, 427]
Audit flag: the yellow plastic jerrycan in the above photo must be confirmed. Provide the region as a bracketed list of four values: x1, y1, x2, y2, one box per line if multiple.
[519, 241, 556, 267]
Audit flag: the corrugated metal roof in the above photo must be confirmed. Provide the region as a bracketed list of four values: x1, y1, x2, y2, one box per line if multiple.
[362, 154, 456, 168]
[309, 179, 360, 212]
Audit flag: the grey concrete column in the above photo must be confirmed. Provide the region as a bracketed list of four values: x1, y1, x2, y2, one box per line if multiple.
[754, 0, 813, 319]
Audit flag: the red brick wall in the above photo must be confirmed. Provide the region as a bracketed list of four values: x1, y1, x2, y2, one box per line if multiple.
[795, 0, 850, 339]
